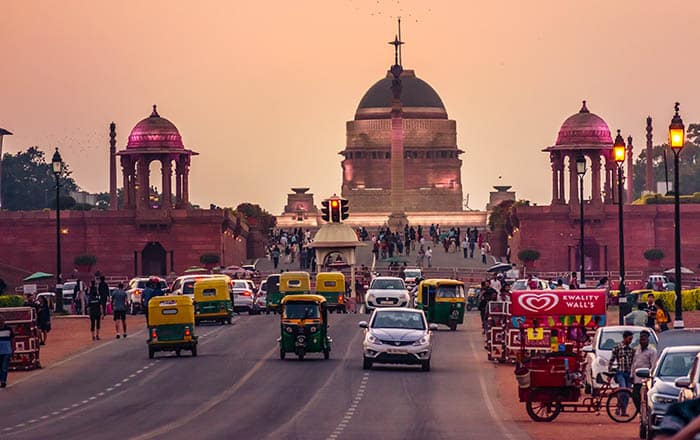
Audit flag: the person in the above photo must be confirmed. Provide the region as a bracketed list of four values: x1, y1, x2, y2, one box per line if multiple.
[111, 282, 128, 339]
[625, 304, 650, 326]
[98, 276, 110, 318]
[656, 398, 700, 439]
[569, 272, 579, 289]
[417, 245, 425, 268]
[141, 280, 156, 321]
[478, 280, 498, 333]
[0, 316, 14, 387]
[645, 293, 658, 329]
[426, 246, 433, 268]
[656, 299, 671, 332]
[490, 275, 502, 293]
[631, 330, 656, 411]
[609, 330, 635, 416]
[74, 281, 86, 315]
[498, 283, 512, 302]
[271, 245, 281, 269]
[527, 274, 539, 290]
[555, 279, 566, 290]
[461, 237, 468, 259]
[596, 277, 609, 289]
[87, 287, 102, 340]
[36, 296, 51, 345]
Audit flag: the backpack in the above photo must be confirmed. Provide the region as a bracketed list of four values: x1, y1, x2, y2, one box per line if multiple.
[656, 308, 668, 324]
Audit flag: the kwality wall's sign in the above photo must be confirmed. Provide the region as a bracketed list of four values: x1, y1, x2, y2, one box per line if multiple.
[510, 290, 607, 317]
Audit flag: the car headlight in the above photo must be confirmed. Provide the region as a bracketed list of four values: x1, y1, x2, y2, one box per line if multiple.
[651, 394, 678, 404]
[413, 336, 429, 346]
[367, 334, 381, 344]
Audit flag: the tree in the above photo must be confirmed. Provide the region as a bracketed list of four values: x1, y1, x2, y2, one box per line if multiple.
[1, 147, 78, 210]
[235, 203, 277, 231]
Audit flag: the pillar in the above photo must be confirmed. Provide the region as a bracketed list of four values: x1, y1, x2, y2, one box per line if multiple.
[109, 122, 118, 210]
[121, 156, 131, 208]
[550, 153, 559, 204]
[161, 157, 172, 209]
[626, 136, 634, 203]
[136, 157, 149, 210]
[182, 161, 190, 207]
[558, 159, 565, 203]
[590, 152, 601, 205]
[568, 152, 579, 205]
[645, 117, 654, 193]
[603, 156, 613, 204]
[175, 158, 183, 208]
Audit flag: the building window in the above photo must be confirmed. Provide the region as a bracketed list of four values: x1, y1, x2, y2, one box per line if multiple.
[385, 152, 390, 159]
[347, 152, 353, 159]
[427, 152, 433, 159]
[441, 151, 448, 158]
[371, 152, 377, 159]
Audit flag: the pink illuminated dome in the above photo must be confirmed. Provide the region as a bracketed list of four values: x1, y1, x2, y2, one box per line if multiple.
[555, 101, 612, 148]
[126, 105, 184, 149]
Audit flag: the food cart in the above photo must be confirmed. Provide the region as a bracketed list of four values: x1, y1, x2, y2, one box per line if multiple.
[509, 289, 635, 422]
[0, 306, 42, 370]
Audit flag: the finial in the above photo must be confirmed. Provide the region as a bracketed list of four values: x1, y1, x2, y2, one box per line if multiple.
[397, 16, 402, 66]
[674, 102, 680, 116]
[580, 100, 589, 113]
[109, 121, 116, 141]
[627, 135, 633, 146]
[151, 104, 159, 117]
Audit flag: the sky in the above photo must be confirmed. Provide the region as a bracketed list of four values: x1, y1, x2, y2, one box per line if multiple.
[2, 0, 700, 213]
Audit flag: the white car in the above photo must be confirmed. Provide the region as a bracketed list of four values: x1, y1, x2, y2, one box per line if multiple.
[403, 268, 422, 287]
[231, 279, 256, 314]
[170, 274, 229, 299]
[512, 278, 551, 290]
[583, 325, 658, 393]
[126, 277, 168, 314]
[253, 280, 268, 314]
[359, 308, 438, 371]
[364, 277, 410, 313]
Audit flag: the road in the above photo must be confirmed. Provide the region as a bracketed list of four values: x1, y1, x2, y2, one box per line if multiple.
[0, 312, 529, 440]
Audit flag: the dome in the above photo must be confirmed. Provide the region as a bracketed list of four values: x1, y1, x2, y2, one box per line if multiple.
[555, 101, 613, 147]
[355, 70, 446, 119]
[127, 105, 184, 149]
[312, 223, 359, 245]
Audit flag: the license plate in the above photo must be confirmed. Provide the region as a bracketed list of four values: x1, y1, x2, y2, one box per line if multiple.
[387, 348, 407, 354]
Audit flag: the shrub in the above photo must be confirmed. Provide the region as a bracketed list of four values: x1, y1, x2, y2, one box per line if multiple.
[637, 289, 700, 312]
[73, 254, 97, 266]
[517, 249, 540, 263]
[643, 249, 664, 261]
[199, 253, 221, 265]
[0, 295, 25, 307]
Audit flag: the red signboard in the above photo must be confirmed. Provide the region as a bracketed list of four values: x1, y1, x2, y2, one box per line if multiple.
[510, 289, 606, 317]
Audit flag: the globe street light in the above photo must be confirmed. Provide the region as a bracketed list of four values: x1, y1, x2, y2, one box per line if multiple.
[669, 103, 685, 328]
[613, 130, 626, 324]
[576, 154, 587, 286]
[52, 148, 64, 313]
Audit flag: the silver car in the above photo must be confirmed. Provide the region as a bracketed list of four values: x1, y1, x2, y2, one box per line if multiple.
[359, 308, 437, 372]
[231, 279, 256, 314]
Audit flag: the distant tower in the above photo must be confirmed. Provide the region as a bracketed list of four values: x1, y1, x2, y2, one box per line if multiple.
[0, 128, 12, 209]
[387, 22, 408, 230]
[626, 135, 634, 202]
[109, 122, 118, 210]
[645, 116, 654, 193]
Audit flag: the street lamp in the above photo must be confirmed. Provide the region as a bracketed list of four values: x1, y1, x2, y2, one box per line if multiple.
[576, 154, 587, 286]
[669, 102, 685, 328]
[52, 148, 64, 313]
[613, 130, 626, 324]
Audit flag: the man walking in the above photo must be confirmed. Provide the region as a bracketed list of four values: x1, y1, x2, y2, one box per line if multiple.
[426, 246, 433, 268]
[609, 330, 635, 416]
[87, 286, 102, 341]
[98, 276, 110, 318]
[0, 316, 14, 388]
[461, 237, 468, 259]
[111, 282, 128, 339]
[645, 294, 658, 329]
[631, 330, 656, 410]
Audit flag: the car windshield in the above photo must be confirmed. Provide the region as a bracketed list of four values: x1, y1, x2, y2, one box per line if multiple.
[598, 330, 658, 351]
[233, 281, 249, 289]
[512, 280, 526, 290]
[371, 279, 405, 290]
[437, 285, 465, 298]
[183, 281, 196, 295]
[284, 302, 319, 319]
[657, 352, 699, 379]
[372, 311, 425, 330]
[404, 270, 421, 278]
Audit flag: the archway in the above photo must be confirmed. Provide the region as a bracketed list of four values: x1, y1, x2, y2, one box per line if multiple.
[142, 242, 167, 275]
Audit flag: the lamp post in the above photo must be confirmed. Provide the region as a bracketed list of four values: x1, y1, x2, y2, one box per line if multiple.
[669, 103, 685, 328]
[613, 130, 626, 324]
[52, 148, 64, 313]
[0, 128, 13, 209]
[576, 154, 587, 286]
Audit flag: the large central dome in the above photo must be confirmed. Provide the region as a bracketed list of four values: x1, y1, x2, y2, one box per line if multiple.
[127, 105, 184, 149]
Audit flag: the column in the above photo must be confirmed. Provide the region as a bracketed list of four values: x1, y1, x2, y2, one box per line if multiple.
[121, 157, 131, 208]
[568, 152, 579, 205]
[550, 153, 559, 204]
[182, 160, 190, 206]
[136, 157, 149, 210]
[590, 152, 601, 205]
[626, 136, 634, 203]
[603, 157, 612, 204]
[175, 160, 183, 208]
[161, 157, 172, 209]
[558, 160, 565, 203]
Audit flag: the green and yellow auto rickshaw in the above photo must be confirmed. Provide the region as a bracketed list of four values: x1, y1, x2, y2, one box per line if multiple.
[279, 294, 331, 360]
[193, 278, 233, 325]
[315, 272, 347, 313]
[147, 295, 198, 358]
[265, 274, 282, 314]
[416, 279, 466, 331]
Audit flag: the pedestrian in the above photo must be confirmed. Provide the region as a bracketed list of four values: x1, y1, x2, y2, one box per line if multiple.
[461, 237, 468, 258]
[36, 296, 51, 345]
[609, 330, 634, 416]
[87, 287, 102, 341]
[478, 280, 497, 333]
[111, 282, 128, 339]
[644, 293, 658, 329]
[426, 246, 433, 268]
[498, 282, 512, 302]
[0, 316, 14, 388]
[656, 299, 671, 332]
[417, 245, 425, 268]
[272, 245, 280, 269]
[98, 276, 110, 319]
[141, 279, 156, 321]
[569, 272, 579, 289]
[631, 330, 656, 411]
[506, 246, 511, 264]
[0, 278, 6, 295]
[480, 244, 487, 264]
[74, 281, 86, 315]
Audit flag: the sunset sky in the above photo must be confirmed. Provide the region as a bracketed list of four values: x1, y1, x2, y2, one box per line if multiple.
[2, 0, 700, 212]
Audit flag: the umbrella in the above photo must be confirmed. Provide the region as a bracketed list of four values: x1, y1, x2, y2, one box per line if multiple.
[487, 262, 513, 273]
[664, 267, 694, 275]
[23, 272, 54, 282]
[183, 266, 208, 274]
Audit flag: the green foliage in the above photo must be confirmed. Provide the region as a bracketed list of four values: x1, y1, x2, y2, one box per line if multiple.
[0, 147, 78, 211]
[0, 295, 24, 307]
[637, 290, 700, 312]
[73, 254, 97, 266]
[643, 249, 664, 261]
[235, 203, 277, 231]
[634, 192, 700, 205]
[517, 249, 540, 263]
[199, 253, 221, 265]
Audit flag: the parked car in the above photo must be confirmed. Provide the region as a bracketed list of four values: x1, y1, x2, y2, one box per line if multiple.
[126, 277, 168, 314]
[364, 277, 410, 313]
[359, 308, 438, 371]
[60, 280, 79, 306]
[636, 346, 700, 439]
[676, 352, 700, 403]
[583, 325, 658, 393]
[252, 280, 268, 314]
[511, 278, 551, 290]
[231, 279, 256, 314]
[646, 274, 671, 291]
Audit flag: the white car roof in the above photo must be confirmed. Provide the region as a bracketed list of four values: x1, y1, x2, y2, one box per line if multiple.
[660, 346, 700, 354]
[372, 307, 422, 313]
[600, 325, 651, 332]
[372, 277, 403, 281]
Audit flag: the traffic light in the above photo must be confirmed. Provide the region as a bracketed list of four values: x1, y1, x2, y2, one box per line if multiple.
[321, 199, 330, 222]
[340, 198, 349, 220]
[330, 198, 341, 223]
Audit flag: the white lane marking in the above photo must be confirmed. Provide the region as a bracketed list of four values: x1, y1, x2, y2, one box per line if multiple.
[39, 416, 49, 420]
[326, 372, 370, 440]
[28, 420, 37, 424]
[106, 387, 114, 392]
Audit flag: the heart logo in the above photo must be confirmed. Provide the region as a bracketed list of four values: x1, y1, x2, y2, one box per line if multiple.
[517, 292, 559, 313]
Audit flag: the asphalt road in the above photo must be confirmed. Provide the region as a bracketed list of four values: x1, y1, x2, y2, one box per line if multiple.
[0, 312, 529, 440]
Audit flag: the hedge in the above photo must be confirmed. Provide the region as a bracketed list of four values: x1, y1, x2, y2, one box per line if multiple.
[635, 289, 700, 312]
[0, 295, 25, 307]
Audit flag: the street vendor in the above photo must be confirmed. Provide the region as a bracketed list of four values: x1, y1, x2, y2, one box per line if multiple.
[609, 330, 634, 416]
[0, 315, 14, 388]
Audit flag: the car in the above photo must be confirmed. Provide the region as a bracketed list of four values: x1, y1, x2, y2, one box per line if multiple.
[403, 268, 422, 287]
[252, 280, 267, 314]
[676, 352, 700, 403]
[511, 278, 551, 290]
[126, 277, 168, 314]
[636, 346, 700, 439]
[170, 274, 228, 299]
[583, 325, 658, 394]
[364, 277, 410, 313]
[231, 279, 256, 314]
[359, 308, 438, 371]
[646, 274, 671, 291]
[60, 280, 79, 306]
[241, 264, 257, 272]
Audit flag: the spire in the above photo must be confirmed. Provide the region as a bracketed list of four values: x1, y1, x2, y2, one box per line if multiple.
[580, 100, 589, 113]
[398, 16, 403, 66]
[150, 104, 159, 117]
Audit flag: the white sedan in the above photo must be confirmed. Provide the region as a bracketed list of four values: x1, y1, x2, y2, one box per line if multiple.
[359, 308, 437, 372]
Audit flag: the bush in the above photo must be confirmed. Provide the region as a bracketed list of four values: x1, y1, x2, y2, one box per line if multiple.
[73, 254, 97, 266]
[199, 253, 221, 265]
[637, 289, 700, 312]
[643, 249, 665, 261]
[0, 295, 25, 307]
[517, 249, 541, 263]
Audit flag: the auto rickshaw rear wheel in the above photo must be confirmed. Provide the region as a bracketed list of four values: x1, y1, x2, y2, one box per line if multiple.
[176, 350, 181, 357]
[362, 357, 372, 370]
[421, 359, 431, 372]
[280, 347, 286, 360]
[191, 346, 198, 357]
[525, 400, 561, 422]
[148, 347, 155, 359]
[323, 348, 330, 360]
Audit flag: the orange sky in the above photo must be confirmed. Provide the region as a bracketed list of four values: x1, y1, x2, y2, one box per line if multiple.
[2, 0, 699, 212]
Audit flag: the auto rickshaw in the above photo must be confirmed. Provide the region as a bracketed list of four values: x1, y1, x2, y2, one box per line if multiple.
[193, 278, 233, 325]
[279, 294, 331, 360]
[147, 295, 198, 358]
[265, 274, 282, 314]
[279, 272, 311, 299]
[315, 272, 347, 313]
[415, 279, 466, 331]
